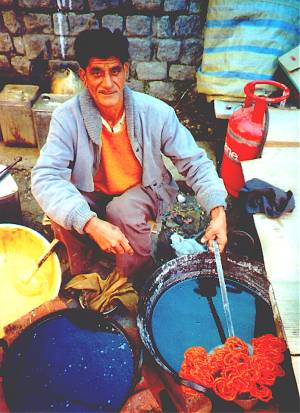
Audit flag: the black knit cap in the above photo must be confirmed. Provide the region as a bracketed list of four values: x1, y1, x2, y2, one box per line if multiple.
[74, 28, 130, 68]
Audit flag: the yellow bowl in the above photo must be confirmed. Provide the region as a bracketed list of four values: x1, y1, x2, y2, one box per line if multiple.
[0, 224, 61, 336]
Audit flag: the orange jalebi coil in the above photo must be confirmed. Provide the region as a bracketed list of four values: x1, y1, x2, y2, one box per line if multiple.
[223, 351, 249, 366]
[213, 377, 237, 401]
[179, 334, 286, 403]
[231, 375, 251, 394]
[252, 334, 287, 353]
[224, 336, 249, 354]
[240, 368, 260, 384]
[250, 382, 273, 402]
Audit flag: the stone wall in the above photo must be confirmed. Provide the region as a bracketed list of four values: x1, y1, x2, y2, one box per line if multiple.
[0, 0, 207, 101]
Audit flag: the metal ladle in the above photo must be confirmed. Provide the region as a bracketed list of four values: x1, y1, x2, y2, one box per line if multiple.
[15, 238, 60, 296]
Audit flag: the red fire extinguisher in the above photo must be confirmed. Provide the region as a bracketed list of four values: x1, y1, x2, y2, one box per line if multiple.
[221, 80, 290, 197]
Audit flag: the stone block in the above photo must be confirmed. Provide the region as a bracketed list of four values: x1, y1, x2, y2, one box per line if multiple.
[2, 11, 21, 34]
[68, 13, 99, 35]
[0, 55, 10, 70]
[0, 33, 13, 53]
[70, 0, 85, 11]
[128, 38, 151, 61]
[174, 15, 202, 38]
[169, 64, 196, 80]
[152, 16, 171, 39]
[180, 38, 202, 65]
[51, 36, 75, 60]
[13, 37, 25, 55]
[102, 14, 123, 32]
[56, 0, 85, 11]
[23, 13, 52, 34]
[23, 34, 51, 59]
[148, 81, 176, 101]
[11, 56, 31, 75]
[0, 0, 14, 6]
[164, 0, 187, 12]
[126, 78, 144, 92]
[125, 15, 151, 37]
[49, 59, 79, 73]
[136, 61, 167, 80]
[129, 61, 138, 77]
[157, 39, 181, 62]
[88, 0, 119, 11]
[53, 13, 69, 36]
[18, 0, 56, 8]
[190, 0, 201, 13]
[132, 0, 161, 11]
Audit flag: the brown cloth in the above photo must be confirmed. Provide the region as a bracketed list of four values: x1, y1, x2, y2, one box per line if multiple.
[65, 269, 138, 313]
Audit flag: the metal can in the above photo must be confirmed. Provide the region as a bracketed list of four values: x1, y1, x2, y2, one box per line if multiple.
[0, 84, 39, 147]
[32, 93, 73, 150]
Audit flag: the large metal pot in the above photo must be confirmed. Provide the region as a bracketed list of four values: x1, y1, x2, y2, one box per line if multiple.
[0, 224, 61, 336]
[137, 252, 274, 381]
[0, 309, 139, 412]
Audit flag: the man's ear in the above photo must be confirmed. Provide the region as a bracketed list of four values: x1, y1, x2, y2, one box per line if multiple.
[124, 62, 129, 80]
[79, 68, 86, 85]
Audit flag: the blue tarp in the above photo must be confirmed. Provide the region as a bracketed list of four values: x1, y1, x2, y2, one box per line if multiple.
[197, 0, 300, 100]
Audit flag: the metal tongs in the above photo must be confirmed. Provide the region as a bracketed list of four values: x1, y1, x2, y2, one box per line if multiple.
[213, 240, 235, 337]
[178, 242, 236, 396]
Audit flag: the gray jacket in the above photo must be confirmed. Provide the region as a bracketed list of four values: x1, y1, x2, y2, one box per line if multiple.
[31, 86, 227, 234]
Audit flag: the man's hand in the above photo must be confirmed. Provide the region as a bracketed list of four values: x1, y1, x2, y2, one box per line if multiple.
[201, 206, 227, 253]
[84, 217, 134, 255]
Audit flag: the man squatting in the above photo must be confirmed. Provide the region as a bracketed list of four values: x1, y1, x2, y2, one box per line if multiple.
[31, 29, 228, 280]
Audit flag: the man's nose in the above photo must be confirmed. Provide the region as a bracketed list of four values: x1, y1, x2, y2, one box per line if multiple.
[102, 72, 113, 88]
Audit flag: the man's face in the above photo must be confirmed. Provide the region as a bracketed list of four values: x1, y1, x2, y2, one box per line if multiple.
[79, 57, 129, 110]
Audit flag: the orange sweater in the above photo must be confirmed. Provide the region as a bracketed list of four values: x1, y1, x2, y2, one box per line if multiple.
[94, 123, 142, 195]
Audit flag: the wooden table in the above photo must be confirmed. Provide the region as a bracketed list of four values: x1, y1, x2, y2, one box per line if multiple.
[241, 128, 300, 393]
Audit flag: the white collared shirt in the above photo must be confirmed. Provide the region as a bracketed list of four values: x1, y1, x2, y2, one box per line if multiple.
[101, 111, 125, 133]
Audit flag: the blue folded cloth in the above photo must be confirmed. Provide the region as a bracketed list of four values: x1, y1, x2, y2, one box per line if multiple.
[239, 178, 295, 218]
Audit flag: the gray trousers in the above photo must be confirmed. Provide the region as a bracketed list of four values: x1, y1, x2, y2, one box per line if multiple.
[52, 185, 159, 279]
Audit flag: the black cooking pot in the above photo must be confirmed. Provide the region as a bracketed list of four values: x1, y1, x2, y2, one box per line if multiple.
[0, 309, 140, 412]
[137, 252, 275, 386]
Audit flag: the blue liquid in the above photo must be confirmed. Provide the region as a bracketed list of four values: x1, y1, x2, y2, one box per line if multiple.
[152, 278, 257, 373]
[5, 314, 135, 412]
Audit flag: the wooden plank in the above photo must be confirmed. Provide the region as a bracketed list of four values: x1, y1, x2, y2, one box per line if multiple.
[279, 45, 300, 72]
[264, 107, 300, 149]
[278, 45, 300, 93]
[271, 281, 300, 354]
[263, 141, 300, 148]
[241, 147, 300, 389]
[292, 357, 300, 393]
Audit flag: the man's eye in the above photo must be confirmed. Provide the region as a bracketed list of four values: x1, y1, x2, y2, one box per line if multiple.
[111, 67, 122, 75]
[91, 70, 103, 77]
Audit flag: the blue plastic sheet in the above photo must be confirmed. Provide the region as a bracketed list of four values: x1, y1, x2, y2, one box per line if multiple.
[197, 0, 300, 100]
